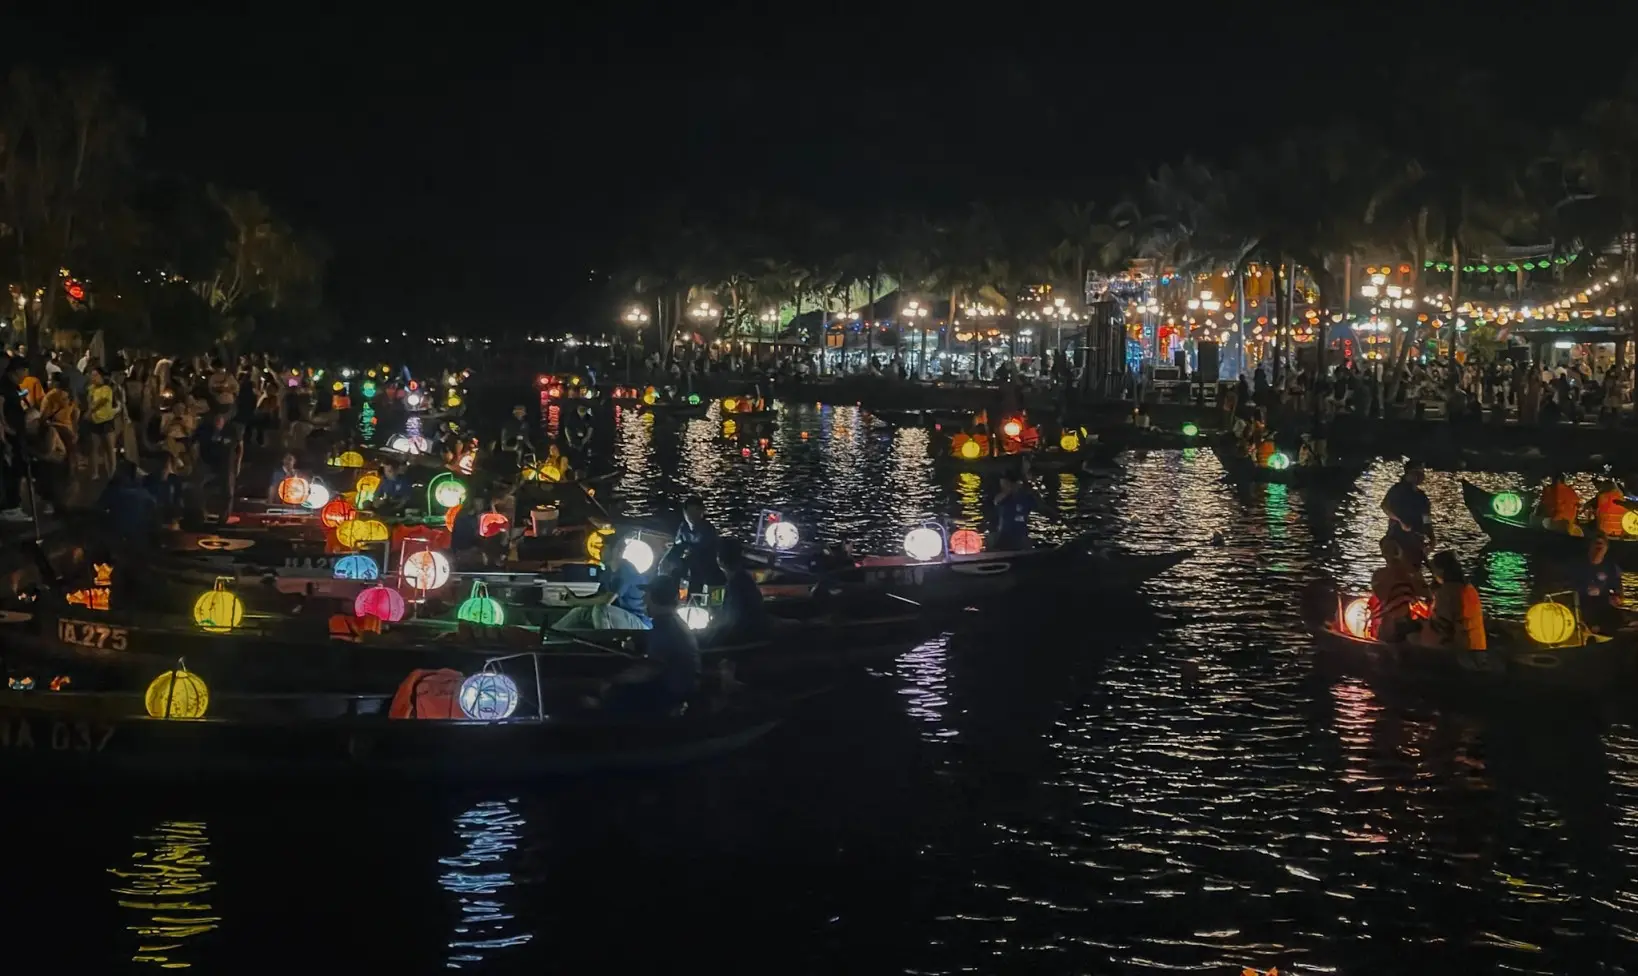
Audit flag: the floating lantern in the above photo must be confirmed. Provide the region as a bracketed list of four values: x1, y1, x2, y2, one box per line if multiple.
[336, 517, 390, 549]
[679, 605, 711, 630]
[903, 527, 944, 561]
[456, 581, 505, 626]
[301, 482, 331, 510]
[332, 553, 380, 580]
[1491, 492, 1524, 519]
[428, 472, 466, 511]
[764, 521, 801, 551]
[1181, 423, 1200, 437]
[1059, 431, 1080, 452]
[958, 439, 982, 460]
[950, 528, 984, 555]
[1341, 597, 1373, 638]
[320, 495, 357, 529]
[145, 667, 209, 720]
[479, 513, 510, 538]
[191, 580, 244, 634]
[1525, 600, 1576, 645]
[1624, 509, 1638, 537]
[403, 549, 451, 591]
[458, 670, 519, 721]
[337, 450, 365, 468]
[277, 475, 310, 505]
[622, 538, 656, 574]
[1266, 452, 1291, 471]
[355, 584, 406, 623]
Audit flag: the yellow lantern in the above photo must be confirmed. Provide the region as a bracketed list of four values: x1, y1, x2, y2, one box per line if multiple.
[958, 439, 982, 460]
[355, 472, 382, 505]
[1341, 597, 1372, 638]
[642, 386, 658, 405]
[336, 517, 390, 549]
[1622, 509, 1638, 538]
[192, 580, 244, 634]
[1059, 431, 1080, 452]
[337, 450, 365, 469]
[145, 668, 209, 719]
[723, 397, 739, 412]
[1524, 600, 1577, 645]
[586, 525, 616, 561]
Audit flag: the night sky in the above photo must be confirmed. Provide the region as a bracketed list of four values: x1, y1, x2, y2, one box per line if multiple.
[4, 14, 1632, 336]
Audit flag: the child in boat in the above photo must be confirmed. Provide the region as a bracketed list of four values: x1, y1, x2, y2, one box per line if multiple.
[1412, 551, 1486, 650]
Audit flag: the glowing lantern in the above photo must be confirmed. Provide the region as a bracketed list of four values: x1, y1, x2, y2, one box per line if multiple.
[1059, 431, 1080, 452]
[958, 439, 983, 460]
[459, 671, 519, 721]
[1524, 600, 1576, 645]
[355, 584, 406, 623]
[642, 387, 657, 405]
[950, 528, 984, 555]
[277, 475, 310, 506]
[479, 513, 510, 538]
[301, 482, 331, 510]
[337, 450, 365, 468]
[192, 580, 244, 634]
[679, 605, 711, 630]
[457, 581, 505, 626]
[445, 504, 461, 533]
[1181, 423, 1200, 437]
[764, 521, 801, 551]
[1001, 419, 1023, 438]
[403, 549, 451, 591]
[145, 668, 209, 720]
[447, 391, 463, 408]
[1266, 452, 1291, 471]
[903, 527, 944, 561]
[361, 379, 377, 398]
[405, 392, 424, 408]
[336, 517, 390, 549]
[1492, 492, 1524, 519]
[333, 553, 380, 580]
[723, 397, 739, 412]
[724, 420, 738, 437]
[687, 393, 701, 405]
[1341, 597, 1373, 638]
[1623, 509, 1638, 537]
[428, 472, 466, 511]
[355, 472, 382, 506]
[622, 538, 656, 574]
[320, 495, 357, 529]
[586, 526, 615, 561]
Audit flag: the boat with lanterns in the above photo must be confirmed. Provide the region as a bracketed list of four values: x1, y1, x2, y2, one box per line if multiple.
[934, 422, 1102, 473]
[1094, 421, 1210, 452]
[1460, 481, 1638, 557]
[1209, 436, 1365, 490]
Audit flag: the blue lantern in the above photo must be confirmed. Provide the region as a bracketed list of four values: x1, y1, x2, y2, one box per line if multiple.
[459, 671, 520, 721]
[333, 553, 380, 580]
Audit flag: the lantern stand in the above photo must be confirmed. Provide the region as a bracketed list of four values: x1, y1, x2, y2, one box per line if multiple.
[396, 535, 445, 620]
[484, 651, 546, 723]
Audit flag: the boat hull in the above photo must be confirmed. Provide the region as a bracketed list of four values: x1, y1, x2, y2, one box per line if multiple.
[1311, 625, 1638, 694]
[1459, 480, 1638, 558]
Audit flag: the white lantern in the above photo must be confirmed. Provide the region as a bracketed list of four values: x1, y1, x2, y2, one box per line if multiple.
[763, 521, 800, 551]
[621, 538, 656, 574]
[301, 482, 331, 510]
[903, 527, 944, 561]
[403, 549, 451, 591]
[678, 605, 711, 630]
[458, 671, 519, 721]
[387, 434, 411, 453]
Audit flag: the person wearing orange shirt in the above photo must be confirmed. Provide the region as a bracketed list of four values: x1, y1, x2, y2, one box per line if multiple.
[1590, 479, 1627, 538]
[1537, 473, 1580, 533]
[1414, 550, 1486, 650]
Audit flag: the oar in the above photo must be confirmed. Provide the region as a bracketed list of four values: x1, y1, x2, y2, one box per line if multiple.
[556, 634, 639, 658]
[885, 591, 922, 607]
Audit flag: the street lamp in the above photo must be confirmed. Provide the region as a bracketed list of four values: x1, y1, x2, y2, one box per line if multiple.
[759, 308, 778, 342]
[901, 301, 931, 378]
[622, 304, 650, 378]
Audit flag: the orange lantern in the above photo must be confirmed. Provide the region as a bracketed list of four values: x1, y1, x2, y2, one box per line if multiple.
[445, 504, 461, 533]
[277, 475, 310, 505]
[319, 495, 357, 530]
[950, 528, 984, 555]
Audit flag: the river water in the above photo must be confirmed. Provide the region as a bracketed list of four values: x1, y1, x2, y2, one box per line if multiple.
[6, 402, 1638, 973]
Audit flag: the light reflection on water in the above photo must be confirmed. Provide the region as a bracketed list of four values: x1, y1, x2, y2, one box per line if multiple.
[439, 800, 532, 968]
[108, 821, 218, 969]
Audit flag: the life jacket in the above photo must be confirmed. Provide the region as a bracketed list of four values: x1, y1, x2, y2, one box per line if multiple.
[1596, 489, 1625, 536]
[389, 668, 463, 719]
[1370, 562, 1426, 629]
[1542, 483, 1579, 524]
[1430, 583, 1486, 650]
[1020, 426, 1040, 450]
[1256, 440, 1276, 465]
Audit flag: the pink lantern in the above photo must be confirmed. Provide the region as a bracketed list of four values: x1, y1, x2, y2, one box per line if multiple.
[478, 513, 510, 539]
[354, 584, 406, 623]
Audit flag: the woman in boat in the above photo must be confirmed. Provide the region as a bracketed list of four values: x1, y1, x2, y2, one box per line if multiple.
[1369, 537, 1430, 640]
[553, 527, 654, 631]
[1536, 472, 1581, 534]
[1575, 532, 1624, 634]
[1412, 551, 1486, 651]
[1587, 479, 1627, 537]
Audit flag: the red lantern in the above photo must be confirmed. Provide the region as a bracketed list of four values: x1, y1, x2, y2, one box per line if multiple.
[319, 495, 356, 530]
[950, 529, 984, 555]
[478, 513, 510, 538]
[354, 584, 406, 623]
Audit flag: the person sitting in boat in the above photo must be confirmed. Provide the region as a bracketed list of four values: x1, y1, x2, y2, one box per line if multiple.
[1412, 551, 1486, 650]
[990, 471, 1035, 551]
[1587, 479, 1627, 538]
[267, 453, 303, 503]
[554, 529, 653, 631]
[372, 460, 412, 515]
[1369, 537, 1430, 640]
[1536, 472, 1581, 534]
[497, 404, 534, 464]
[709, 539, 768, 643]
[591, 574, 700, 715]
[1381, 459, 1433, 565]
[661, 495, 724, 596]
[1575, 532, 1624, 634]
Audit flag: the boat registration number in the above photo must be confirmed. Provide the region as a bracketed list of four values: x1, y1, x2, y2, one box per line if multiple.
[57, 619, 129, 650]
[864, 566, 927, 586]
[0, 717, 114, 752]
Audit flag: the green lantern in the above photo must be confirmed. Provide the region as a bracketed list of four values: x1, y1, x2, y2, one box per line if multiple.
[457, 581, 505, 627]
[1181, 423, 1199, 437]
[1491, 491, 1524, 519]
[687, 393, 701, 405]
[427, 471, 466, 513]
[1266, 452, 1291, 471]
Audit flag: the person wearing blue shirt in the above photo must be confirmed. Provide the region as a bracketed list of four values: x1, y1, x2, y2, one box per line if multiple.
[267, 453, 301, 502]
[662, 495, 723, 594]
[597, 575, 700, 715]
[553, 530, 653, 631]
[1577, 532, 1624, 634]
[372, 460, 411, 514]
[1381, 460, 1433, 564]
[710, 539, 768, 643]
[990, 471, 1035, 551]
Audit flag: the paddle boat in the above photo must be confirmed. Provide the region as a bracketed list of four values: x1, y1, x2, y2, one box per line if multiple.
[1210, 436, 1364, 490]
[1459, 481, 1638, 558]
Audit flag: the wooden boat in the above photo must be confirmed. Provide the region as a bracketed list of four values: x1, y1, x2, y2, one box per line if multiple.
[1210, 438, 1364, 490]
[0, 686, 785, 781]
[1459, 480, 1637, 558]
[1310, 621, 1638, 694]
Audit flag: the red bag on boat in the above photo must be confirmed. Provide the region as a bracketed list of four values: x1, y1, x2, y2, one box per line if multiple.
[389, 668, 464, 719]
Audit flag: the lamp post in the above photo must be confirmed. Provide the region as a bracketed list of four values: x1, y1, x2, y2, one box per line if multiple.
[901, 301, 931, 378]
[622, 305, 650, 381]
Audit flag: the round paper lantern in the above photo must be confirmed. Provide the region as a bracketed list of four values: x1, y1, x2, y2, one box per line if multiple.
[337, 450, 365, 468]
[950, 528, 984, 555]
[403, 549, 451, 591]
[361, 379, 377, 398]
[763, 521, 800, 551]
[459, 671, 519, 721]
[687, 393, 701, 405]
[355, 584, 406, 623]
[904, 527, 944, 561]
[354, 472, 382, 505]
[445, 504, 461, 533]
[621, 538, 656, 574]
[1059, 431, 1080, 452]
[958, 439, 982, 460]
[1001, 419, 1023, 438]
[457, 582, 506, 626]
[336, 517, 390, 550]
[1525, 600, 1576, 645]
[478, 513, 510, 538]
[1341, 597, 1373, 638]
[723, 420, 738, 437]
[432, 478, 466, 510]
[301, 482, 331, 510]
[1266, 452, 1291, 471]
[586, 527, 614, 561]
[333, 553, 380, 580]
[642, 387, 658, 405]
[679, 605, 711, 630]
[723, 397, 739, 411]
[277, 475, 310, 505]
[320, 495, 357, 529]
[1492, 492, 1524, 519]
[1181, 423, 1200, 437]
[191, 582, 244, 634]
[1623, 509, 1638, 538]
[145, 668, 209, 720]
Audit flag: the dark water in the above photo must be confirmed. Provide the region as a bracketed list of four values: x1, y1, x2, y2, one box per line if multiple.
[6, 401, 1638, 973]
